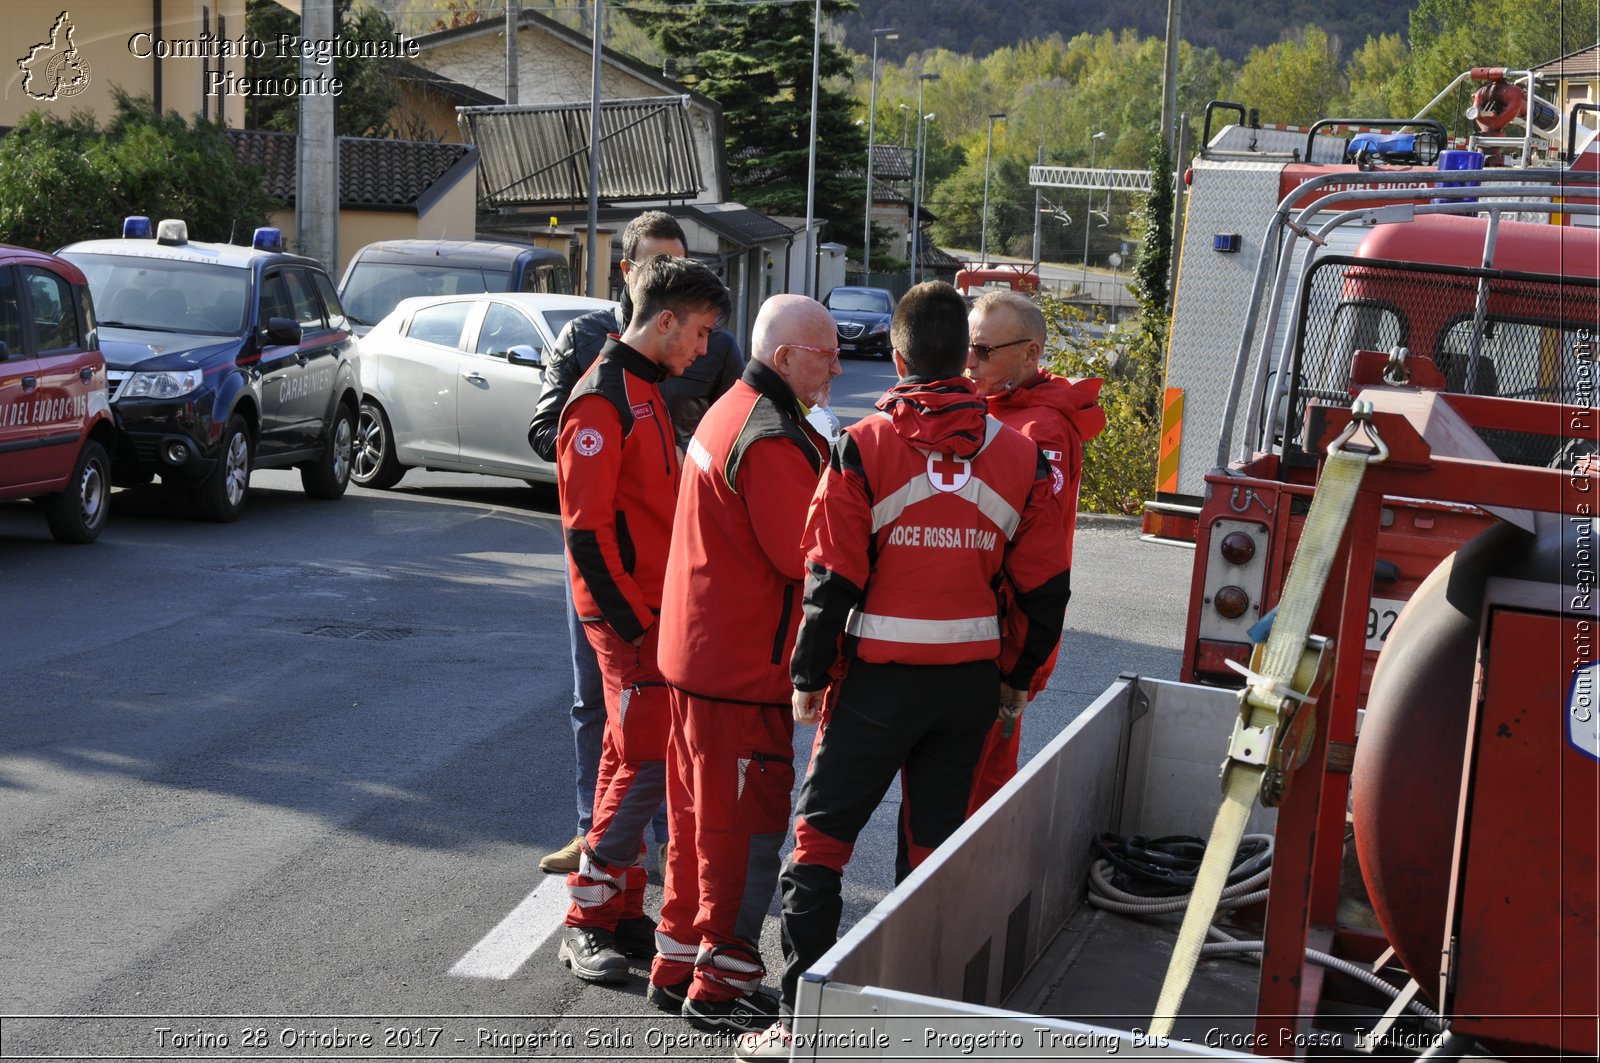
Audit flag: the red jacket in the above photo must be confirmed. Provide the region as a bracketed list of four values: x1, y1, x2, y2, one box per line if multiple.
[986, 371, 1105, 564]
[791, 378, 1071, 691]
[658, 361, 829, 704]
[557, 337, 680, 644]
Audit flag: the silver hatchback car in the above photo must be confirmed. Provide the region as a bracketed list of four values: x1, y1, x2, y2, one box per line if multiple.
[352, 292, 616, 489]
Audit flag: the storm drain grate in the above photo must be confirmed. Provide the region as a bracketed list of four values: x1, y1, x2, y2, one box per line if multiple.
[304, 624, 414, 642]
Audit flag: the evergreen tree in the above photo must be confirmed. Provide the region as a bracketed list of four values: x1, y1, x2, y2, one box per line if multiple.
[624, 1, 871, 258]
[0, 92, 277, 250]
[1132, 126, 1172, 332]
[245, 0, 402, 137]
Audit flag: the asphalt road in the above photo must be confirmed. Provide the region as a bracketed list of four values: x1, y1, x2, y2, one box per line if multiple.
[0, 353, 1194, 1061]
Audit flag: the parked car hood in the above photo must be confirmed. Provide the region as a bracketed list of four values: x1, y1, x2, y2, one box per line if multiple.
[99, 329, 241, 372]
[830, 308, 892, 328]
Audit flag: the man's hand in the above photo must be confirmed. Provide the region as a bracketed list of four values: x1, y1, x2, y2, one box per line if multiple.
[999, 683, 1027, 738]
[792, 686, 828, 725]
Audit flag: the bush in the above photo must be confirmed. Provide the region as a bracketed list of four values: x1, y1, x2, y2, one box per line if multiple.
[1037, 294, 1164, 515]
[0, 91, 276, 250]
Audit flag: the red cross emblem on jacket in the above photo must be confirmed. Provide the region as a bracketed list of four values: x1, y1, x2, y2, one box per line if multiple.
[927, 451, 971, 491]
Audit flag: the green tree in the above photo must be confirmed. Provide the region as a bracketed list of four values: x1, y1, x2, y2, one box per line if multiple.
[245, 0, 402, 137]
[0, 92, 277, 250]
[1229, 25, 1345, 126]
[1038, 296, 1162, 514]
[1398, 0, 1596, 135]
[624, 1, 871, 258]
[1339, 32, 1411, 118]
[1132, 126, 1172, 328]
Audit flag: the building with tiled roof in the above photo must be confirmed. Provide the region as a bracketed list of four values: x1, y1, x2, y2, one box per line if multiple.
[228, 130, 480, 274]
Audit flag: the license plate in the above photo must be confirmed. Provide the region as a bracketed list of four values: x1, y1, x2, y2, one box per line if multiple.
[1365, 596, 1407, 652]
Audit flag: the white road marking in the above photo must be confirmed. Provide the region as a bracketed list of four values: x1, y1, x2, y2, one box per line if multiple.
[449, 877, 569, 979]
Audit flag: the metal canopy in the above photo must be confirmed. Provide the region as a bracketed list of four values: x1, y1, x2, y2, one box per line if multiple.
[459, 96, 704, 207]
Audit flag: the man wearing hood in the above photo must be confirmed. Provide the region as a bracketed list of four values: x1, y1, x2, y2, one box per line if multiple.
[963, 289, 1106, 814]
[735, 281, 1071, 1061]
[530, 211, 744, 879]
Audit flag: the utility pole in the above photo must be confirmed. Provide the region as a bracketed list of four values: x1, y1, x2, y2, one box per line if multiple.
[586, 0, 603, 297]
[505, 0, 518, 105]
[802, 0, 821, 297]
[296, 0, 337, 271]
[1161, 0, 1181, 154]
[1032, 144, 1043, 263]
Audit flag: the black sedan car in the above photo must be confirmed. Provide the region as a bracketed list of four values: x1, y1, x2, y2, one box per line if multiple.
[824, 286, 895, 360]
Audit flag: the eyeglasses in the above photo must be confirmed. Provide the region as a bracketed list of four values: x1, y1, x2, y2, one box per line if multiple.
[785, 343, 841, 362]
[968, 337, 1032, 360]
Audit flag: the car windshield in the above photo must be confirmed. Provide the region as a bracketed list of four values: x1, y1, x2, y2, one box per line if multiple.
[829, 290, 891, 314]
[342, 262, 514, 326]
[63, 252, 250, 335]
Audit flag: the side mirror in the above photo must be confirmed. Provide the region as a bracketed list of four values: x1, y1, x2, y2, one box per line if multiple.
[507, 343, 544, 369]
[262, 316, 302, 346]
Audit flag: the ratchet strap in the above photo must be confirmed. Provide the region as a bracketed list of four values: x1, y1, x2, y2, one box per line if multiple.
[1149, 403, 1386, 1038]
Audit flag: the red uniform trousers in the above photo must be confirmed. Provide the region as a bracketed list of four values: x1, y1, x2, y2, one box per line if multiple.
[650, 688, 794, 1001]
[964, 622, 1062, 817]
[566, 622, 669, 929]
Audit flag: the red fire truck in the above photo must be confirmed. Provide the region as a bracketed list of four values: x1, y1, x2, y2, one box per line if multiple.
[790, 79, 1597, 1062]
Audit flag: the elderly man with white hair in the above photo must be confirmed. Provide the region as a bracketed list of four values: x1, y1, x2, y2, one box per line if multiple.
[646, 295, 841, 1035]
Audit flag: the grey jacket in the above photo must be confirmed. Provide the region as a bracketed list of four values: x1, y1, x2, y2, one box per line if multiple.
[527, 304, 744, 461]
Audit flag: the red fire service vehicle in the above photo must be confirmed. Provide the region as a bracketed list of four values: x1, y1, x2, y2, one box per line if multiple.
[0, 244, 114, 543]
[784, 69, 1597, 1063]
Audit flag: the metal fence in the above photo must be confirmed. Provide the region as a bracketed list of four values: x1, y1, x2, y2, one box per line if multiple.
[1288, 254, 1600, 467]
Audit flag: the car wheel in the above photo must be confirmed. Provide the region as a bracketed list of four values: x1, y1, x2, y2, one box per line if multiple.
[352, 400, 406, 490]
[44, 440, 110, 544]
[193, 414, 251, 522]
[301, 401, 354, 500]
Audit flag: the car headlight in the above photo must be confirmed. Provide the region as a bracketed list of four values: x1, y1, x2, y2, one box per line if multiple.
[118, 368, 205, 400]
[869, 322, 889, 334]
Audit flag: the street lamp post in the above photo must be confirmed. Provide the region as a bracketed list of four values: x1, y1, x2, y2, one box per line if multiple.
[909, 72, 939, 285]
[979, 111, 1006, 265]
[899, 103, 910, 147]
[1082, 129, 1105, 291]
[802, 0, 822, 297]
[863, 28, 899, 280]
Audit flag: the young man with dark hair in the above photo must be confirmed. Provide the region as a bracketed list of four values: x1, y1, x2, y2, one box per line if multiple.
[530, 210, 744, 879]
[735, 281, 1072, 1059]
[646, 296, 840, 1035]
[963, 290, 1104, 813]
[556, 256, 732, 984]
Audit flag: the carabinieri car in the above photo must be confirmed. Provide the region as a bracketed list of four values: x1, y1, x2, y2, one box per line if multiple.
[59, 218, 360, 522]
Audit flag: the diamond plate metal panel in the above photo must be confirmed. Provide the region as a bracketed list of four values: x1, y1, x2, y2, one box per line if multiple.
[1165, 161, 1374, 493]
[1165, 161, 1285, 496]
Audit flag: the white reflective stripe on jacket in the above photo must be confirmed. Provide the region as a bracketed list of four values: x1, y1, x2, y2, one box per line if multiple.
[843, 611, 1002, 645]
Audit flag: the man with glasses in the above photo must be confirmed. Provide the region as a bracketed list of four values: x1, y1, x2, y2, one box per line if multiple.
[530, 212, 744, 882]
[961, 290, 1104, 814]
[646, 295, 839, 1035]
[735, 281, 1071, 1061]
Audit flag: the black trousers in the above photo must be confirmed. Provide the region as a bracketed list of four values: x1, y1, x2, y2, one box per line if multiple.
[778, 658, 997, 1014]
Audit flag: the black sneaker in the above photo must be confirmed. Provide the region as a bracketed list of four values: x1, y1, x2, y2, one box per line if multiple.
[645, 977, 689, 1014]
[681, 988, 781, 1035]
[614, 914, 657, 959]
[557, 926, 628, 984]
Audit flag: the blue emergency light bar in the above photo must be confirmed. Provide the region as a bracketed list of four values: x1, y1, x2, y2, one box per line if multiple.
[252, 227, 283, 252]
[122, 216, 152, 239]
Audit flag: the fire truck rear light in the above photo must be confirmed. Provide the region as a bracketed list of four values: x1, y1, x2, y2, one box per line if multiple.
[1213, 585, 1251, 619]
[1213, 233, 1241, 253]
[1219, 531, 1257, 565]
